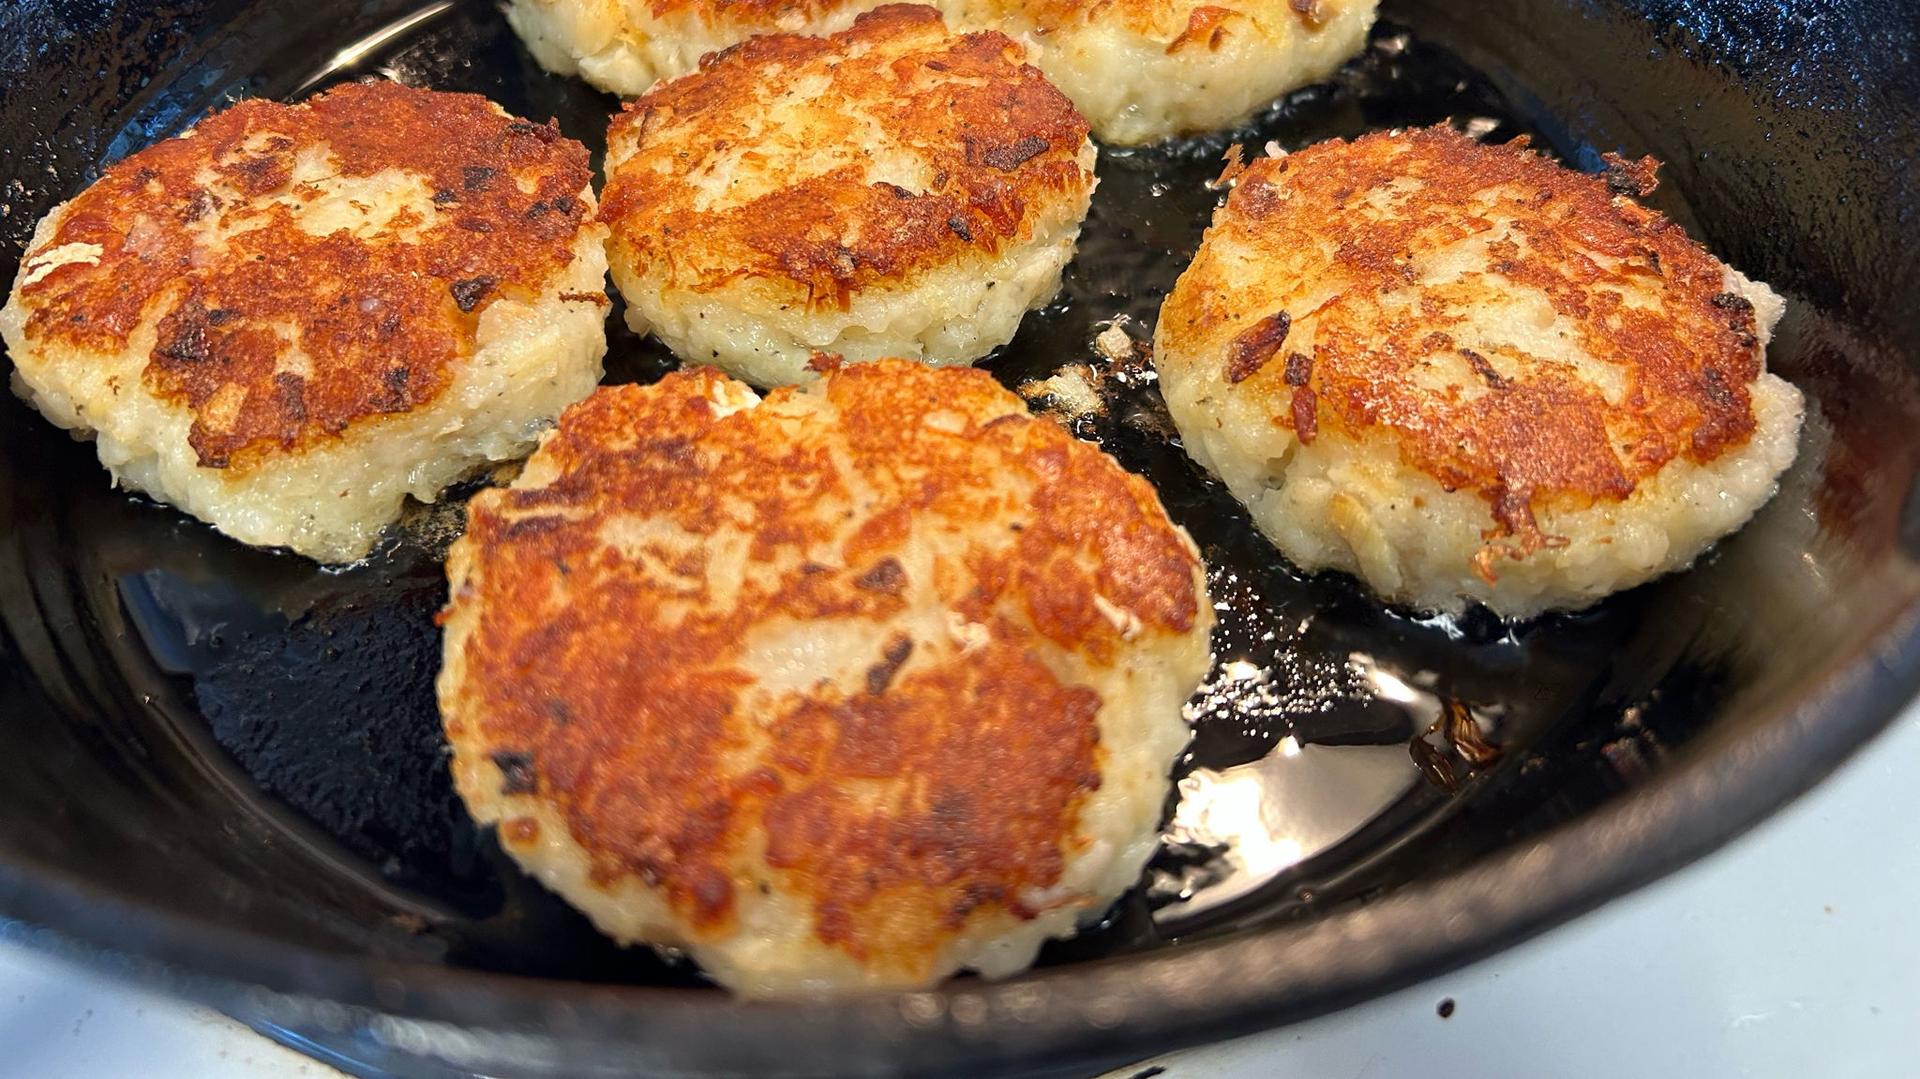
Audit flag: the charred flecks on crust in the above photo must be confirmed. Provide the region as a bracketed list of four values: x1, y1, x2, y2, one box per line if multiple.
[976, 135, 1052, 171]
[864, 635, 915, 696]
[600, 5, 1092, 310]
[451, 276, 498, 313]
[1170, 124, 1769, 558]
[1600, 151, 1660, 198]
[490, 750, 539, 794]
[978, 0, 1344, 40]
[1459, 347, 1507, 389]
[853, 556, 908, 594]
[443, 362, 1201, 972]
[16, 80, 593, 470]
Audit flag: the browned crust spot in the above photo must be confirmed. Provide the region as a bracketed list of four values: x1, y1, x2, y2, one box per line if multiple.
[1168, 125, 1769, 558]
[600, 5, 1091, 311]
[443, 360, 1201, 976]
[1165, 5, 1242, 53]
[970, 0, 1346, 39]
[642, 0, 870, 28]
[17, 80, 593, 470]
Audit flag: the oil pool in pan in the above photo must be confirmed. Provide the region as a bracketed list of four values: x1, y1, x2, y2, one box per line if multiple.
[84, 5, 1711, 984]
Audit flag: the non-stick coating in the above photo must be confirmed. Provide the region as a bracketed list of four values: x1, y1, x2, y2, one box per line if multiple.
[1, 0, 1918, 1075]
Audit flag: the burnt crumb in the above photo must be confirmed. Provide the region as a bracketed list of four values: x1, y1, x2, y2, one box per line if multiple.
[980, 135, 1050, 171]
[458, 217, 495, 233]
[380, 366, 412, 410]
[273, 372, 307, 426]
[205, 307, 241, 326]
[462, 165, 496, 191]
[946, 214, 974, 242]
[1700, 366, 1735, 408]
[179, 189, 222, 223]
[490, 750, 538, 794]
[1225, 311, 1292, 383]
[451, 276, 497, 312]
[1712, 292, 1759, 347]
[1283, 349, 1313, 387]
[876, 182, 915, 199]
[226, 153, 290, 196]
[1460, 347, 1508, 389]
[1600, 152, 1659, 198]
[1211, 143, 1249, 189]
[864, 635, 915, 696]
[432, 188, 459, 205]
[544, 699, 573, 725]
[507, 120, 563, 142]
[1437, 998, 1456, 1019]
[854, 557, 908, 595]
[154, 303, 213, 365]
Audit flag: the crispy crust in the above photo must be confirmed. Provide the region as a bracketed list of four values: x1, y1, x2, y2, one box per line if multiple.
[599, 4, 1092, 309]
[1159, 125, 1771, 557]
[970, 0, 1348, 44]
[13, 81, 593, 470]
[439, 360, 1202, 978]
[641, 0, 871, 27]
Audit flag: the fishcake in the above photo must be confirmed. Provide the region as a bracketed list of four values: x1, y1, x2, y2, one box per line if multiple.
[437, 359, 1213, 996]
[509, 0, 1377, 145]
[0, 81, 609, 563]
[599, 5, 1096, 386]
[1153, 126, 1803, 618]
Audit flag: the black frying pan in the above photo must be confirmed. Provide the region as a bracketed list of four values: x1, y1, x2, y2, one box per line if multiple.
[2, 0, 1918, 1075]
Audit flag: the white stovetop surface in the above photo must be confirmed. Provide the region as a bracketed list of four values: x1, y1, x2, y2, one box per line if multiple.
[5, 710, 1916, 1078]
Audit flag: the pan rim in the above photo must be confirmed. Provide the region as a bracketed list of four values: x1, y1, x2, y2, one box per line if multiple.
[3, 596, 1915, 1073]
[5, 0, 1920, 1070]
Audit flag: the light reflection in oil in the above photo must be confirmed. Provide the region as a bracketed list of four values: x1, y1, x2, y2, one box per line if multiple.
[1153, 650, 1473, 925]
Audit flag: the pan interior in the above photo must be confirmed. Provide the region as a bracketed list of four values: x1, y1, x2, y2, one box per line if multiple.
[2, 0, 1918, 1009]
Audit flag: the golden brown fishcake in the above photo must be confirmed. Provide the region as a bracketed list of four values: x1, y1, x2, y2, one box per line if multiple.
[1165, 126, 1775, 560]
[438, 359, 1211, 994]
[640, 0, 866, 30]
[599, 4, 1092, 311]
[14, 80, 594, 470]
[507, 0, 1374, 145]
[982, 0, 1340, 39]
